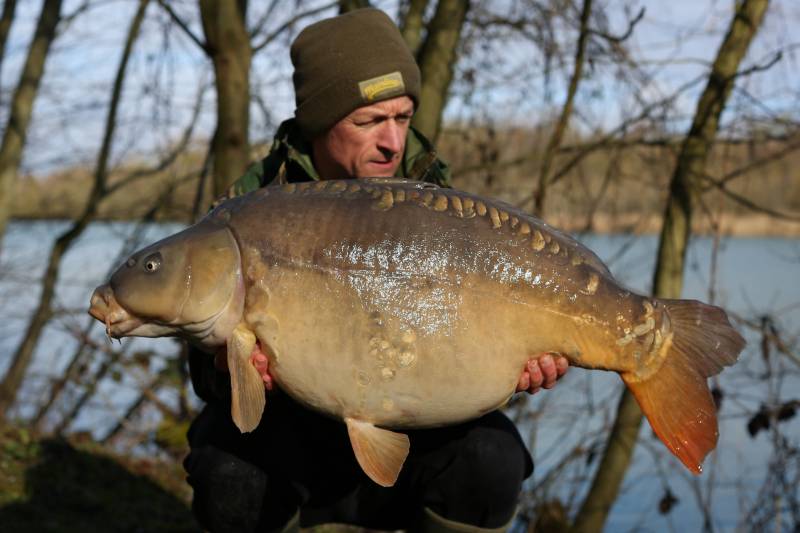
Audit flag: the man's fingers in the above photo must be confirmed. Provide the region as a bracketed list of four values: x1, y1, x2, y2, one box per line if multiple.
[520, 353, 569, 395]
[252, 353, 268, 373]
[555, 355, 569, 377]
[526, 359, 544, 388]
[538, 355, 557, 389]
[516, 371, 530, 393]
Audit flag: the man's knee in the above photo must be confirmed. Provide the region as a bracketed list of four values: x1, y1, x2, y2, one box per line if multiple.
[459, 423, 530, 503]
[421, 415, 532, 528]
[184, 445, 302, 532]
[185, 445, 269, 532]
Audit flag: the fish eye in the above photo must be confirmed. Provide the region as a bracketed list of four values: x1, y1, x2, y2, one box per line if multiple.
[142, 253, 162, 273]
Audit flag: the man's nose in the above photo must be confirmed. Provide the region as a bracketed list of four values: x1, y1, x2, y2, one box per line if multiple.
[376, 121, 404, 154]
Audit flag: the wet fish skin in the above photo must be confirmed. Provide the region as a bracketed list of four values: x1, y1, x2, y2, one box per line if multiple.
[88, 178, 745, 486]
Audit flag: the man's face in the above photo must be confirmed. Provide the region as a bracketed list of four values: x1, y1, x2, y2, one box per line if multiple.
[312, 95, 414, 179]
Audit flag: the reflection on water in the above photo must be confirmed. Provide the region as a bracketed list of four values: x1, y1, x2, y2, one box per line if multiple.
[1, 221, 798, 531]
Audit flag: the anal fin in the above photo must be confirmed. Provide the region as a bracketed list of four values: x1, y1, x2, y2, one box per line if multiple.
[227, 324, 266, 433]
[345, 418, 410, 487]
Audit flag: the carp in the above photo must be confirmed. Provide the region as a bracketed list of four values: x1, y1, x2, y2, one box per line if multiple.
[88, 178, 745, 487]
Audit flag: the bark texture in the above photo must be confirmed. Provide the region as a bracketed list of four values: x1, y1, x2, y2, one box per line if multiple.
[0, 0, 60, 250]
[0, 0, 150, 419]
[400, 0, 429, 56]
[570, 1, 770, 530]
[338, 0, 370, 13]
[199, 0, 251, 197]
[411, 0, 469, 143]
[0, 0, 17, 84]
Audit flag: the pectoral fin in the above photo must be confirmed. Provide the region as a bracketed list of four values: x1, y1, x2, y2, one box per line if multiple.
[345, 417, 410, 487]
[227, 324, 266, 433]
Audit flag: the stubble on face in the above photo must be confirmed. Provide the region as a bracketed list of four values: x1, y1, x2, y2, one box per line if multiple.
[312, 96, 414, 180]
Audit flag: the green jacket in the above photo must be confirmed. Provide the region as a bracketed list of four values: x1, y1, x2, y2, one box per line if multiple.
[224, 119, 451, 199]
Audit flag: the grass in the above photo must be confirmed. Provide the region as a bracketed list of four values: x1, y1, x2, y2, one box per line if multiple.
[0, 425, 197, 532]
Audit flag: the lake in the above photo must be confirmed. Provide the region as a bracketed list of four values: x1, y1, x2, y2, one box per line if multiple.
[1, 220, 798, 532]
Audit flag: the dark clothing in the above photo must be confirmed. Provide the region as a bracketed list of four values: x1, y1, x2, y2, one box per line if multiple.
[184, 120, 532, 531]
[185, 391, 533, 532]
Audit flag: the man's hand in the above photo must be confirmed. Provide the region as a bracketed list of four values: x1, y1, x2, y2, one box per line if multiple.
[516, 353, 568, 394]
[250, 351, 274, 391]
[214, 344, 275, 391]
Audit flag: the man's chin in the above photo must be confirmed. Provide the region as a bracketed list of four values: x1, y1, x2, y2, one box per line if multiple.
[359, 162, 399, 177]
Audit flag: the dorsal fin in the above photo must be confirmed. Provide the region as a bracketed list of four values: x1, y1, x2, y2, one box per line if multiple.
[345, 417, 410, 487]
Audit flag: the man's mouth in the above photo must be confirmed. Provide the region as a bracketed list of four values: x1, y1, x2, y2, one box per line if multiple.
[367, 159, 398, 174]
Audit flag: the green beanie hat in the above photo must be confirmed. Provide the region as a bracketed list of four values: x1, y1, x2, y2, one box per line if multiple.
[291, 8, 421, 138]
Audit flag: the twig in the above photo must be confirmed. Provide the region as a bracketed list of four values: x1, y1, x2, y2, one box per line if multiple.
[252, 2, 338, 53]
[105, 81, 207, 195]
[588, 7, 644, 43]
[155, 0, 208, 54]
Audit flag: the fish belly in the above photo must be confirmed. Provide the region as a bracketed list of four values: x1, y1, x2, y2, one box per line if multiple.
[244, 266, 562, 429]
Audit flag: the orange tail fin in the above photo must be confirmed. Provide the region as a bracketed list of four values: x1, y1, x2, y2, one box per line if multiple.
[622, 299, 745, 473]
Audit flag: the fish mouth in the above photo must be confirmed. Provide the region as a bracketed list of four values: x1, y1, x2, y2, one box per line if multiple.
[88, 284, 143, 338]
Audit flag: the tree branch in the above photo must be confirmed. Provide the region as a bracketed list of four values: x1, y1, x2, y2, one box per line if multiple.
[155, 0, 208, 54]
[252, 2, 338, 54]
[588, 7, 644, 43]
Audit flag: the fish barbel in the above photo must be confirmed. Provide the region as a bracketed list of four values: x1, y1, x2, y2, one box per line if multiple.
[88, 178, 745, 486]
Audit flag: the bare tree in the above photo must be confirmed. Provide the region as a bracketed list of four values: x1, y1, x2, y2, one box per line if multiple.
[0, 0, 61, 251]
[339, 0, 370, 13]
[400, 0, 429, 56]
[0, 0, 151, 419]
[0, 0, 17, 86]
[412, 0, 470, 143]
[199, 0, 252, 197]
[571, 1, 771, 530]
[532, 0, 593, 218]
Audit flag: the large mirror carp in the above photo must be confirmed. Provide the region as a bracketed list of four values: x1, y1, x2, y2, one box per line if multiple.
[89, 178, 745, 486]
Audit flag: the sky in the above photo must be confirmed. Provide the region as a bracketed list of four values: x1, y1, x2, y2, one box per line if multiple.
[1, 0, 798, 176]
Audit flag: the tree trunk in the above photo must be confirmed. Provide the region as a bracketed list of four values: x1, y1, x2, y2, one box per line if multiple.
[338, 0, 370, 13]
[532, 0, 592, 218]
[0, 0, 17, 87]
[570, 1, 770, 531]
[411, 0, 469, 143]
[199, 0, 251, 197]
[400, 0, 429, 56]
[0, 0, 150, 419]
[0, 0, 60, 251]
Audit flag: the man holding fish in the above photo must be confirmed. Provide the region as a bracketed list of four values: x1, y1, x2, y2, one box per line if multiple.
[89, 6, 743, 533]
[185, 8, 567, 533]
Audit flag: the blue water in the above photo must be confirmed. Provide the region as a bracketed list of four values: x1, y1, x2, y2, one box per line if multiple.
[1, 221, 798, 531]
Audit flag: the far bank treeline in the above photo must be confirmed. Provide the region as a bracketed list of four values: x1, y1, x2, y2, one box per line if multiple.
[13, 126, 800, 236]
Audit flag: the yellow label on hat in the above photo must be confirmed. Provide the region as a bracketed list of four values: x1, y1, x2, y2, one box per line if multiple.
[358, 71, 405, 102]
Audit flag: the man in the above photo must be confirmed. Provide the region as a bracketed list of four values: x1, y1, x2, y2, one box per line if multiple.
[184, 8, 568, 533]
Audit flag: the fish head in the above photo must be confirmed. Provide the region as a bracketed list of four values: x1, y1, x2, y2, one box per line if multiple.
[89, 220, 244, 348]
